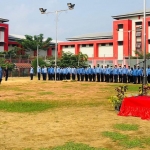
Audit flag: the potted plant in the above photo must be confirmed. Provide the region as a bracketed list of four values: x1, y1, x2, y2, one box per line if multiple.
[109, 85, 128, 111]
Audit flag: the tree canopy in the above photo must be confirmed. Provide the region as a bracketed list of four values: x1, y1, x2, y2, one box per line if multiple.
[18, 34, 52, 52]
[47, 51, 89, 67]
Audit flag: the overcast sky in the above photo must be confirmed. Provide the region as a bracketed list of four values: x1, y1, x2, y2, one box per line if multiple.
[1, 0, 150, 41]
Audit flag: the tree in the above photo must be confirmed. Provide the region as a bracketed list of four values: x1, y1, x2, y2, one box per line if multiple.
[18, 34, 52, 53]
[131, 50, 150, 59]
[47, 51, 88, 67]
[0, 58, 14, 69]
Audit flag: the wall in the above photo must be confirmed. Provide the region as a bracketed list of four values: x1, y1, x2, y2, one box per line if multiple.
[98, 44, 113, 57]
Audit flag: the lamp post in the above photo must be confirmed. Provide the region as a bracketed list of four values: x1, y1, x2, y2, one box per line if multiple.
[143, 0, 147, 85]
[39, 3, 75, 81]
[37, 44, 39, 68]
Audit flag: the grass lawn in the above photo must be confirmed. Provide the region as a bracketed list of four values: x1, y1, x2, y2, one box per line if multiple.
[0, 77, 150, 150]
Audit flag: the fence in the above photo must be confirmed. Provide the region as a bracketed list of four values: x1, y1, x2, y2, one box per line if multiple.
[89, 59, 150, 68]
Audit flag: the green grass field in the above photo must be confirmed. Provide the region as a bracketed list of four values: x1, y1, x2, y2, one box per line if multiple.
[0, 77, 150, 150]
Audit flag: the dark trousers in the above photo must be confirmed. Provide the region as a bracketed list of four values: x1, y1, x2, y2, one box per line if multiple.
[119, 75, 122, 83]
[60, 73, 63, 80]
[77, 74, 80, 81]
[133, 76, 137, 84]
[101, 74, 104, 82]
[81, 74, 85, 81]
[114, 75, 118, 83]
[89, 74, 92, 82]
[56, 73, 60, 80]
[63, 74, 66, 80]
[127, 75, 131, 83]
[110, 74, 113, 82]
[0, 79, 2, 84]
[148, 75, 150, 83]
[43, 73, 46, 80]
[123, 74, 127, 83]
[130, 76, 133, 83]
[97, 73, 100, 82]
[106, 74, 110, 82]
[137, 76, 141, 84]
[5, 75, 8, 81]
[85, 74, 88, 81]
[30, 74, 33, 80]
[38, 73, 41, 80]
[92, 74, 96, 81]
[66, 73, 70, 80]
[72, 74, 75, 80]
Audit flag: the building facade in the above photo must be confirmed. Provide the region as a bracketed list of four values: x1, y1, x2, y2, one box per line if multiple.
[58, 10, 150, 66]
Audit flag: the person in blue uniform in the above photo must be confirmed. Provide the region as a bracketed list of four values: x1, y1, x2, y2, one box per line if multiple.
[63, 67, 67, 80]
[92, 66, 96, 82]
[101, 65, 104, 82]
[43, 66, 47, 80]
[122, 65, 128, 83]
[133, 65, 138, 84]
[113, 65, 118, 83]
[118, 66, 122, 83]
[105, 65, 110, 82]
[37, 65, 41, 80]
[88, 65, 93, 82]
[0, 66, 3, 84]
[71, 67, 76, 80]
[85, 67, 89, 81]
[109, 66, 113, 82]
[96, 64, 100, 82]
[77, 67, 80, 81]
[147, 65, 150, 83]
[81, 67, 85, 81]
[56, 66, 60, 80]
[127, 66, 131, 83]
[47, 66, 51, 80]
[130, 67, 133, 83]
[59, 67, 63, 80]
[30, 66, 34, 80]
[137, 66, 142, 84]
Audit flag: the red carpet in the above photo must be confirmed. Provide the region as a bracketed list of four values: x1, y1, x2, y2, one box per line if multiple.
[118, 96, 150, 120]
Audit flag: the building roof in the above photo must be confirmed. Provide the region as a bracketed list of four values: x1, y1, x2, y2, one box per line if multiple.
[9, 34, 63, 44]
[66, 32, 113, 41]
[14, 63, 31, 69]
[0, 18, 9, 23]
[112, 9, 150, 20]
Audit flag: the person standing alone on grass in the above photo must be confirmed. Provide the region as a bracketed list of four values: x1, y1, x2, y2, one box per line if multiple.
[4, 66, 9, 81]
[0, 66, 3, 84]
[30, 66, 34, 80]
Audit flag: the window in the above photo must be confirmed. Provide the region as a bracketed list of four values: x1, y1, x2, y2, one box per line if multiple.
[109, 43, 113, 46]
[136, 31, 142, 37]
[71, 45, 74, 48]
[148, 40, 150, 44]
[148, 22, 150, 26]
[65, 45, 68, 48]
[101, 43, 106, 46]
[118, 41, 123, 45]
[136, 43, 141, 49]
[118, 24, 123, 29]
[89, 44, 93, 47]
[136, 22, 142, 25]
[82, 44, 86, 47]
[0, 43, 4, 46]
[136, 26, 142, 31]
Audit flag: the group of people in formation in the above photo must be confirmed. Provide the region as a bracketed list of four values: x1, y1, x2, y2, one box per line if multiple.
[30, 64, 150, 84]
